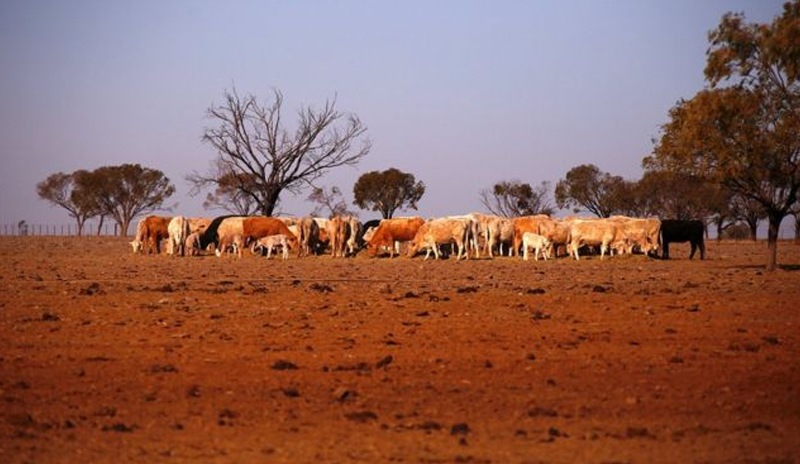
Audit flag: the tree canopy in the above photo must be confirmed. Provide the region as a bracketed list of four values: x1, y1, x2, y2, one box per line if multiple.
[554, 164, 625, 218]
[352, 168, 425, 219]
[86, 164, 175, 236]
[646, 1, 800, 270]
[188, 88, 371, 217]
[36, 170, 99, 235]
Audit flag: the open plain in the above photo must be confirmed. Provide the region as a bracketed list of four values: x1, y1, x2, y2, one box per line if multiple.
[1, 236, 799, 463]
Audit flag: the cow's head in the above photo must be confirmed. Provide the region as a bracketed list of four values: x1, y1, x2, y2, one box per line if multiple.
[130, 240, 143, 254]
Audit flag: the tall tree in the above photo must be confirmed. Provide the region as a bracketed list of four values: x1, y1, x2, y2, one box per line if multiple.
[352, 168, 425, 219]
[188, 88, 371, 216]
[554, 164, 625, 218]
[36, 170, 99, 235]
[86, 164, 175, 236]
[479, 180, 553, 217]
[647, 2, 800, 270]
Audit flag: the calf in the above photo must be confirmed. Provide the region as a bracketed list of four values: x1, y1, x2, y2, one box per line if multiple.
[252, 234, 291, 260]
[522, 232, 552, 261]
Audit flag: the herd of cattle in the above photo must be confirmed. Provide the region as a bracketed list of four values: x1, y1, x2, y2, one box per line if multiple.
[128, 213, 706, 261]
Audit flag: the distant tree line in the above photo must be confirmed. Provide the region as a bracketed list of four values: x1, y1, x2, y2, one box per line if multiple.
[36, 1, 800, 270]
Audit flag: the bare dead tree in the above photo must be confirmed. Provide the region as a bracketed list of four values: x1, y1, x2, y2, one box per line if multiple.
[480, 180, 553, 217]
[188, 88, 371, 217]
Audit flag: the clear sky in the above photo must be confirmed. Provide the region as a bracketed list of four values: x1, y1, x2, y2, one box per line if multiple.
[0, 0, 786, 229]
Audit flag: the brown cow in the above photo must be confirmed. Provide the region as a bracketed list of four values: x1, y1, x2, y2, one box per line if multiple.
[366, 217, 425, 258]
[130, 215, 171, 254]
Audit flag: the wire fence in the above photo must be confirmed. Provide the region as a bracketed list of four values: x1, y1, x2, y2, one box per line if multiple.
[0, 223, 123, 236]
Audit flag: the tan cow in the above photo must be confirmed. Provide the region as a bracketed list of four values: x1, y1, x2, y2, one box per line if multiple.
[326, 216, 349, 258]
[366, 217, 425, 258]
[407, 218, 470, 260]
[608, 216, 662, 255]
[567, 219, 621, 260]
[214, 217, 247, 258]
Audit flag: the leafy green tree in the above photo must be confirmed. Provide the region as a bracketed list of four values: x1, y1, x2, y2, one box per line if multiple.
[646, 2, 800, 270]
[352, 168, 425, 219]
[554, 164, 625, 218]
[479, 180, 553, 217]
[189, 88, 371, 216]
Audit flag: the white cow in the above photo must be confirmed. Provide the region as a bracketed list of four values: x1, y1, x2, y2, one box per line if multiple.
[522, 232, 552, 261]
[167, 216, 191, 257]
[252, 234, 291, 260]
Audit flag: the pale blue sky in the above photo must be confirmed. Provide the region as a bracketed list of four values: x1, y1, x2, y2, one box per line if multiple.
[0, 1, 785, 227]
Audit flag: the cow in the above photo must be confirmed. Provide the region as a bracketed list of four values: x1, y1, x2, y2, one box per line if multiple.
[608, 216, 662, 256]
[251, 234, 292, 260]
[345, 216, 362, 256]
[167, 215, 191, 257]
[566, 219, 621, 260]
[214, 217, 247, 258]
[185, 231, 202, 256]
[130, 215, 171, 254]
[486, 215, 514, 258]
[407, 218, 469, 260]
[542, 219, 572, 258]
[660, 219, 705, 260]
[326, 216, 349, 258]
[366, 216, 425, 258]
[441, 214, 482, 258]
[199, 215, 244, 253]
[522, 232, 552, 261]
[188, 217, 212, 234]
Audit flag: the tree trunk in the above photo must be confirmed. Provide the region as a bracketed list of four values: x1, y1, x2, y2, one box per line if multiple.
[715, 220, 724, 241]
[794, 214, 800, 243]
[748, 220, 758, 241]
[97, 216, 105, 236]
[765, 213, 782, 272]
[76, 218, 85, 237]
[258, 189, 280, 217]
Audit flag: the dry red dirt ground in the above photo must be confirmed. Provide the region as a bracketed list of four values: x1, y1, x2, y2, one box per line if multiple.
[1, 236, 799, 463]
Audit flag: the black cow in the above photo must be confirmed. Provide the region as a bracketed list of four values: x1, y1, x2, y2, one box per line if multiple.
[660, 219, 705, 260]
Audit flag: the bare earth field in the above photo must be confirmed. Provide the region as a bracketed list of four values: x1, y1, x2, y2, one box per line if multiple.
[1, 236, 799, 463]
